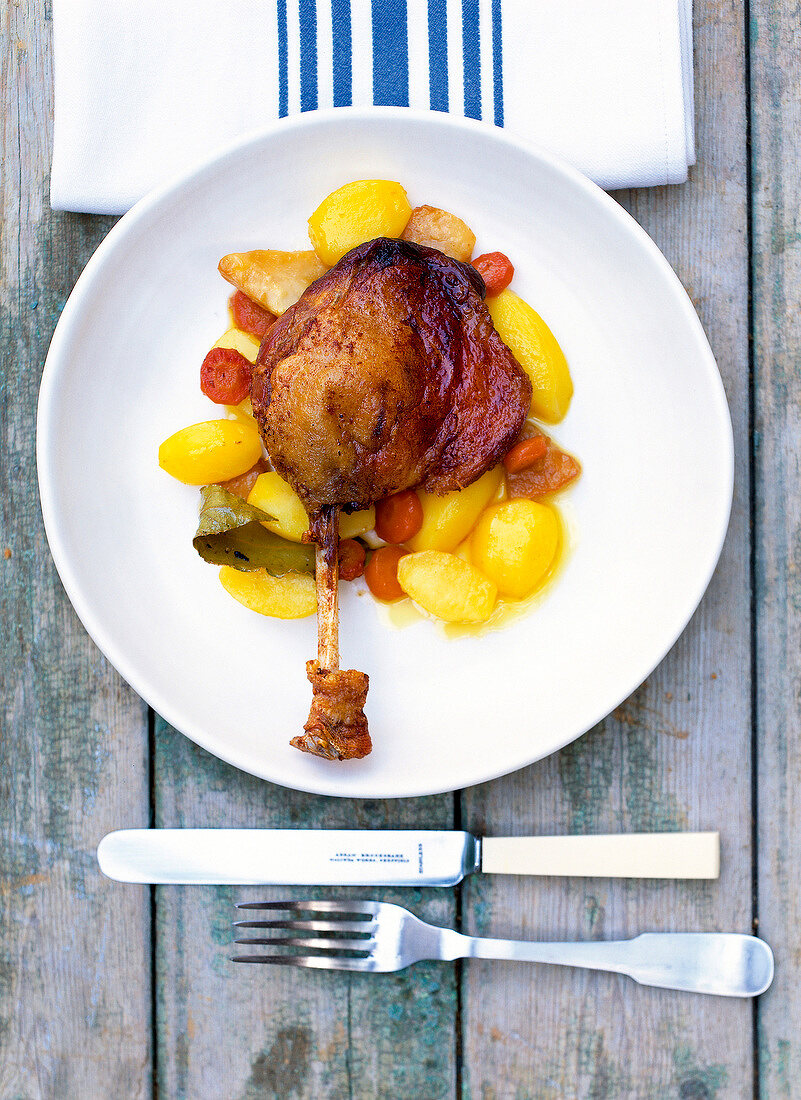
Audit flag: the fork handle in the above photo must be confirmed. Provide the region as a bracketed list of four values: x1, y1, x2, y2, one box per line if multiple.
[449, 932, 773, 997]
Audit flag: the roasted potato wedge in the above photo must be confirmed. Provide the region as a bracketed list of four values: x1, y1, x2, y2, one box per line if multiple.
[401, 204, 476, 262]
[218, 250, 326, 316]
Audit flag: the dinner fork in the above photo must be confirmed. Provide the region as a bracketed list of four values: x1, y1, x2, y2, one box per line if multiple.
[232, 900, 773, 996]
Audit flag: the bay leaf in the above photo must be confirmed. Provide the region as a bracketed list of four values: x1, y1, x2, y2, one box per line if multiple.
[193, 484, 315, 574]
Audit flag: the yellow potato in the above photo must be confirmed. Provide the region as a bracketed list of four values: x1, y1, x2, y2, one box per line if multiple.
[491, 476, 509, 504]
[401, 205, 476, 262]
[213, 327, 261, 363]
[248, 472, 310, 541]
[453, 539, 473, 564]
[407, 466, 504, 552]
[308, 180, 412, 266]
[487, 290, 573, 423]
[219, 566, 316, 619]
[224, 397, 257, 427]
[471, 499, 559, 598]
[218, 250, 326, 315]
[340, 506, 376, 540]
[248, 472, 374, 543]
[158, 420, 262, 484]
[397, 551, 497, 623]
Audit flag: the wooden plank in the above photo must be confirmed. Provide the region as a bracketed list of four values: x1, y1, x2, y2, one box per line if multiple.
[153, 719, 457, 1099]
[460, 1, 754, 1095]
[751, 1, 801, 1095]
[0, 4, 152, 1098]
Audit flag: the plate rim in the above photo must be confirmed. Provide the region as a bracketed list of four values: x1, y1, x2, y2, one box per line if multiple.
[37, 106, 734, 798]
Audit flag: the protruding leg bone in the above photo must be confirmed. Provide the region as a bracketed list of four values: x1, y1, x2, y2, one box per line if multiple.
[290, 507, 371, 760]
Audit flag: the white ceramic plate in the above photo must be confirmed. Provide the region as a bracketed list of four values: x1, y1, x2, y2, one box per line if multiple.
[37, 108, 733, 799]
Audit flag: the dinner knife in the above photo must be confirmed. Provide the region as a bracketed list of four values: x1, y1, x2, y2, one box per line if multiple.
[97, 829, 719, 885]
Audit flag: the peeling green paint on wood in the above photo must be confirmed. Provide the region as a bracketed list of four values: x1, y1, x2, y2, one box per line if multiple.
[751, 2, 801, 1097]
[460, 1020, 731, 1100]
[558, 724, 616, 834]
[1, 4, 151, 1096]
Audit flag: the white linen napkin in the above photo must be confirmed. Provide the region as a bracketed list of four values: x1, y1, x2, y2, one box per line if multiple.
[50, 0, 695, 214]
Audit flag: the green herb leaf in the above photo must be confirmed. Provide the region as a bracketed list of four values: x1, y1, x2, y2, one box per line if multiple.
[193, 484, 315, 575]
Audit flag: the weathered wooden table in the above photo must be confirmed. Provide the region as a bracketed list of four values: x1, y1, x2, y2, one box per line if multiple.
[3, 2, 799, 1096]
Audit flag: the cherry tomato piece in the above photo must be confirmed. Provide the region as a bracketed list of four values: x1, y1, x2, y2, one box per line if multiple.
[374, 489, 424, 544]
[200, 347, 252, 404]
[503, 434, 549, 474]
[338, 538, 366, 581]
[365, 546, 408, 601]
[229, 290, 275, 339]
[473, 252, 515, 297]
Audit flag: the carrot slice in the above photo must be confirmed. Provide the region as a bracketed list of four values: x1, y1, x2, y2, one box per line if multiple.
[339, 538, 366, 581]
[365, 546, 408, 601]
[473, 252, 515, 296]
[374, 490, 423, 544]
[503, 435, 549, 473]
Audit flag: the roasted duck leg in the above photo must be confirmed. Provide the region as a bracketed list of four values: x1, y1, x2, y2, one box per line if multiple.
[251, 238, 532, 760]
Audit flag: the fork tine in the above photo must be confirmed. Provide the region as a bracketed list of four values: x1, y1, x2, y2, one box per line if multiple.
[233, 935, 374, 951]
[233, 918, 375, 933]
[235, 900, 380, 916]
[231, 900, 394, 971]
[231, 954, 375, 970]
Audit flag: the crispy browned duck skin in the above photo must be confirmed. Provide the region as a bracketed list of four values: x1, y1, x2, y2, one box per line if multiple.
[290, 507, 371, 761]
[251, 238, 532, 760]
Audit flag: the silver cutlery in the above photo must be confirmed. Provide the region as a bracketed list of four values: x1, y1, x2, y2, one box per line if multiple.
[231, 900, 773, 997]
[97, 828, 720, 885]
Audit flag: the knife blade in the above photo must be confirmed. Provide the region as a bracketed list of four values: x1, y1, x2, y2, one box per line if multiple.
[97, 829, 719, 885]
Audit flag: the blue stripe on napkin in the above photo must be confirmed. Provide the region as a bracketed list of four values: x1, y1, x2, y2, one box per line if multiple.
[277, 0, 289, 116]
[299, 0, 319, 110]
[427, 0, 449, 111]
[278, 0, 503, 124]
[491, 0, 503, 125]
[372, 0, 409, 107]
[332, 0, 353, 106]
[462, 0, 481, 119]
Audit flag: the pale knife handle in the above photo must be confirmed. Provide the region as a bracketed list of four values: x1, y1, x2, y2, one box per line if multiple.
[480, 832, 719, 879]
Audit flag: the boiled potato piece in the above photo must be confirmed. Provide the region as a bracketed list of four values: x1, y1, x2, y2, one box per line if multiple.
[487, 290, 573, 423]
[219, 566, 317, 619]
[397, 551, 497, 623]
[214, 326, 261, 363]
[218, 250, 326, 316]
[471, 499, 559, 598]
[225, 397, 257, 427]
[308, 180, 412, 266]
[453, 539, 473, 564]
[248, 472, 374, 543]
[158, 420, 262, 484]
[248, 472, 310, 541]
[401, 205, 476, 262]
[340, 506, 376, 540]
[491, 475, 508, 504]
[407, 466, 504, 553]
